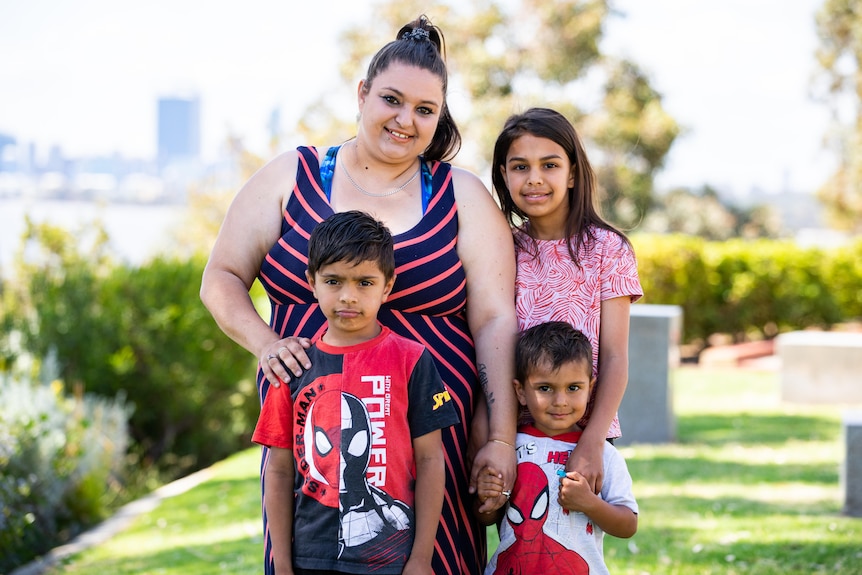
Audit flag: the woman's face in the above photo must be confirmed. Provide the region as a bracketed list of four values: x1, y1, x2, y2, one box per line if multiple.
[357, 62, 444, 163]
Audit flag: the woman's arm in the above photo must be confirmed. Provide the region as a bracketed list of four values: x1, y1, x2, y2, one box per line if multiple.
[403, 430, 446, 575]
[566, 296, 632, 492]
[264, 446, 297, 574]
[200, 150, 312, 385]
[450, 168, 520, 501]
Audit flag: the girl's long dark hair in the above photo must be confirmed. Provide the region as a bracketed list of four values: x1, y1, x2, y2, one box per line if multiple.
[491, 107, 631, 265]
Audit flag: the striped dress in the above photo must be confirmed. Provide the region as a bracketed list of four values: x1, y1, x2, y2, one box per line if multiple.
[256, 145, 484, 575]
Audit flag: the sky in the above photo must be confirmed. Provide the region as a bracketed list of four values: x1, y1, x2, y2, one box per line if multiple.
[0, 0, 835, 200]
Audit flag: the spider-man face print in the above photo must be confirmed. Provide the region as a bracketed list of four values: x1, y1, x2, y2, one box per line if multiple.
[507, 461, 550, 541]
[493, 461, 590, 575]
[339, 392, 373, 493]
[304, 388, 344, 493]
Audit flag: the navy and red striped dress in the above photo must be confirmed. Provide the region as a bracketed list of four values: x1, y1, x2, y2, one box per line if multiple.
[257, 145, 485, 575]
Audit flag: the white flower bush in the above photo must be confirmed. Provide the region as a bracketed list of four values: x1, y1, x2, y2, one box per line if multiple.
[0, 375, 131, 571]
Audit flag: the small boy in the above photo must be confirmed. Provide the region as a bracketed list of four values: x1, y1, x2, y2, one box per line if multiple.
[477, 321, 638, 575]
[252, 210, 459, 575]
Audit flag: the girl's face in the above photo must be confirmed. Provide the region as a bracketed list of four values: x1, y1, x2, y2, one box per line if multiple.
[357, 62, 444, 164]
[500, 134, 574, 239]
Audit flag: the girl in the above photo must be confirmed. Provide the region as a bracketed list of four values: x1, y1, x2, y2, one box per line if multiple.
[491, 107, 643, 494]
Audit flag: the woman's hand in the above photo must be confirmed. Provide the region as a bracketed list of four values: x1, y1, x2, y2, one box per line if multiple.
[260, 337, 313, 387]
[565, 438, 605, 494]
[476, 467, 508, 513]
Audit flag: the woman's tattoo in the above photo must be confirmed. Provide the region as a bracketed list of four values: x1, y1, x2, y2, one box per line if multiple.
[479, 363, 494, 415]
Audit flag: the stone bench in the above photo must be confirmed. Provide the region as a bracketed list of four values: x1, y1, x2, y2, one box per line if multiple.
[616, 304, 682, 446]
[776, 331, 862, 404]
[843, 411, 862, 517]
[777, 332, 862, 517]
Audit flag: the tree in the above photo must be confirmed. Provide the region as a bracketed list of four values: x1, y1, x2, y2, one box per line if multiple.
[296, 0, 679, 229]
[641, 185, 782, 240]
[815, 0, 862, 232]
[173, 134, 267, 257]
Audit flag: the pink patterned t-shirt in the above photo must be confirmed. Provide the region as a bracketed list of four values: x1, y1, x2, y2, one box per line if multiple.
[514, 225, 643, 438]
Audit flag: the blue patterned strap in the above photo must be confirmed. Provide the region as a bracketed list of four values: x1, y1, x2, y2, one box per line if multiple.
[320, 145, 433, 212]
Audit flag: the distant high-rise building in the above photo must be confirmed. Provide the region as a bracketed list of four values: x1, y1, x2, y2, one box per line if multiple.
[0, 132, 15, 172]
[157, 96, 200, 170]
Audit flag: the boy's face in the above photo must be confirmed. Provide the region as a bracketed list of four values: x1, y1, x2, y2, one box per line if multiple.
[514, 358, 593, 437]
[307, 259, 395, 346]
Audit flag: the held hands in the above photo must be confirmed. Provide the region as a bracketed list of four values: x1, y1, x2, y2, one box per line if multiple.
[470, 439, 516, 514]
[566, 439, 605, 494]
[475, 467, 507, 514]
[260, 337, 312, 388]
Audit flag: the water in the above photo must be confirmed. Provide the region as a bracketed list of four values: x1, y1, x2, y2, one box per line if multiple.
[0, 198, 187, 273]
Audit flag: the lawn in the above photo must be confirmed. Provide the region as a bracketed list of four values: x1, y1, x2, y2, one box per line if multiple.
[43, 366, 861, 575]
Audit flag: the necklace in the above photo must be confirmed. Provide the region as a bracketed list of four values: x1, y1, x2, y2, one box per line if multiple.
[339, 144, 420, 198]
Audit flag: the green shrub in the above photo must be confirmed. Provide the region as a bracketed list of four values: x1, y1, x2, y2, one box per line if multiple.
[0, 377, 131, 572]
[629, 234, 717, 342]
[3, 220, 259, 476]
[823, 239, 862, 321]
[633, 235, 861, 346]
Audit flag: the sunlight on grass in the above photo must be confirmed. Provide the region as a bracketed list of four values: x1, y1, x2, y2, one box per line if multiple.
[47, 449, 265, 575]
[44, 367, 862, 575]
[600, 366, 860, 575]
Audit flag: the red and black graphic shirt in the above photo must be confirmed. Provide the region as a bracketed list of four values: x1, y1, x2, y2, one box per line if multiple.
[253, 325, 459, 574]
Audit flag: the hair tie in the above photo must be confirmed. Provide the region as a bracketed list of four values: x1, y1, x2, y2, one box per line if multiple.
[402, 28, 430, 42]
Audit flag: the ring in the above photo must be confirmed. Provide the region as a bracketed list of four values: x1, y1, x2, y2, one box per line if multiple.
[502, 490, 511, 499]
[266, 354, 278, 360]
[277, 346, 288, 354]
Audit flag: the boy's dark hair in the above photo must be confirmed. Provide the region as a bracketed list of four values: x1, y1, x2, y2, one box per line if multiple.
[307, 211, 395, 280]
[515, 321, 593, 382]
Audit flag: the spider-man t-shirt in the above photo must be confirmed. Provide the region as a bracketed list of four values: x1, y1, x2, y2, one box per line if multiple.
[485, 425, 638, 575]
[253, 325, 459, 574]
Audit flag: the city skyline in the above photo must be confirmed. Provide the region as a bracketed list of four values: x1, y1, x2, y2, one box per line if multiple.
[0, 0, 836, 198]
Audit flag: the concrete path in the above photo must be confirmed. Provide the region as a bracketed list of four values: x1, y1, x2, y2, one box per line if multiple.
[10, 467, 214, 575]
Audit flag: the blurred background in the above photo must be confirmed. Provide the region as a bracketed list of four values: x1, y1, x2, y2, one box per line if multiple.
[3, 2, 862, 572]
[0, 0, 849, 269]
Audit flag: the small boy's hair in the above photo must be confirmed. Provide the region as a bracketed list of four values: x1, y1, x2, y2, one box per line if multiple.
[515, 321, 593, 381]
[307, 210, 395, 280]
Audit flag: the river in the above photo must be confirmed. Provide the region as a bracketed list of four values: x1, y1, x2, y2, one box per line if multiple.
[0, 198, 188, 273]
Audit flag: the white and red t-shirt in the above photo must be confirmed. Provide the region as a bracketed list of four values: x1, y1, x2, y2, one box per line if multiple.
[485, 425, 638, 575]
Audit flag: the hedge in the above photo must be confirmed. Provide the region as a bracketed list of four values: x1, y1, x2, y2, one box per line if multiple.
[1, 221, 260, 475]
[632, 234, 862, 345]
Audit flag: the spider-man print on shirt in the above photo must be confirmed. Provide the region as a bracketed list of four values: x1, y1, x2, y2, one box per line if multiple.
[492, 462, 589, 575]
[304, 389, 413, 560]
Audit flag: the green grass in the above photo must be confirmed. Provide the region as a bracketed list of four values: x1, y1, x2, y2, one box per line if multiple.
[45, 367, 861, 575]
[603, 367, 861, 575]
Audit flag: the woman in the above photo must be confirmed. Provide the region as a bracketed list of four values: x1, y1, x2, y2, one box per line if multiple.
[200, 15, 518, 575]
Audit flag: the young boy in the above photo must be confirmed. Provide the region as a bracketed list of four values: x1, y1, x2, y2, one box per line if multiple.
[477, 321, 638, 575]
[252, 210, 459, 575]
